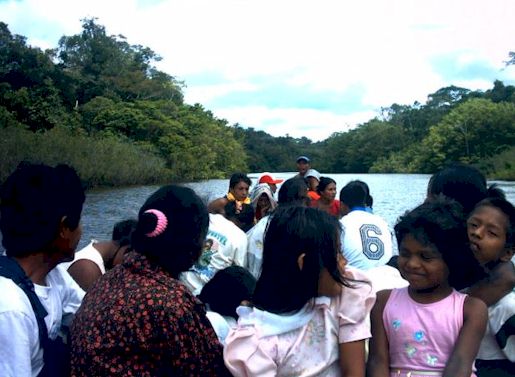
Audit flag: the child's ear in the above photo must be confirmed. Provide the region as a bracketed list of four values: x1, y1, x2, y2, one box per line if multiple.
[297, 253, 306, 271]
[500, 246, 515, 262]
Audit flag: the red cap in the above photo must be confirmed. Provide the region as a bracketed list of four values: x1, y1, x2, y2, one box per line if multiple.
[259, 173, 284, 185]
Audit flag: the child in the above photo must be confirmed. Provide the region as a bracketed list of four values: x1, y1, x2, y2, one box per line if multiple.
[224, 206, 375, 376]
[367, 198, 488, 377]
[467, 198, 515, 376]
[198, 266, 257, 345]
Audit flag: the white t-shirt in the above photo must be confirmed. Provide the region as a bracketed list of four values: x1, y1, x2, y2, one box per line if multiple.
[181, 214, 248, 295]
[477, 290, 515, 362]
[245, 215, 271, 280]
[0, 264, 85, 377]
[339, 209, 398, 270]
[61, 240, 105, 275]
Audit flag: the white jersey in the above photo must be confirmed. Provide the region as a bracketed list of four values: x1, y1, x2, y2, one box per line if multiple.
[181, 214, 248, 295]
[0, 264, 85, 377]
[339, 209, 398, 270]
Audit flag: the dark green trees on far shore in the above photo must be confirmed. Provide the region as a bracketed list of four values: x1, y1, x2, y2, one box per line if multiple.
[1, 18, 514, 186]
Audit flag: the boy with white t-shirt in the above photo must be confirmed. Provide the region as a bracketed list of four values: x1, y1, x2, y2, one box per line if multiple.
[339, 180, 398, 270]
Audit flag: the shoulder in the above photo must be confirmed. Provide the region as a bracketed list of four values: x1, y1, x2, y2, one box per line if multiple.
[0, 277, 32, 314]
[336, 267, 376, 317]
[208, 197, 229, 214]
[464, 294, 488, 318]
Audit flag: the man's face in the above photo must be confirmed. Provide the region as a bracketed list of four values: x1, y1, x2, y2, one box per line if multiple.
[296, 160, 310, 176]
[230, 180, 250, 201]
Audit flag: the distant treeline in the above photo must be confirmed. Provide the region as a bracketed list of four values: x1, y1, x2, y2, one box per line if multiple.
[1, 18, 514, 187]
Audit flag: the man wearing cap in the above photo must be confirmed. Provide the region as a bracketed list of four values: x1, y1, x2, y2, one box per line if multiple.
[257, 173, 283, 194]
[295, 156, 311, 178]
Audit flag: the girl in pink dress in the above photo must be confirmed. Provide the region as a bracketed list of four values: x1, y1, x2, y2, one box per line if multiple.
[367, 197, 488, 377]
[224, 206, 375, 377]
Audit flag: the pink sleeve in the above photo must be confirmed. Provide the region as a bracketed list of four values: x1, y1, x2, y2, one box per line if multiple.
[337, 267, 376, 343]
[224, 325, 278, 377]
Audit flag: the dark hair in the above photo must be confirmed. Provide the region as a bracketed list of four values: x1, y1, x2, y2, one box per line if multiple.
[253, 206, 352, 314]
[395, 196, 485, 290]
[340, 180, 368, 208]
[472, 198, 515, 248]
[131, 185, 209, 278]
[427, 162, 505, 215]
[224, 201, 254, 232]
[112, 219, 138, 247]
[0, 162, 85, 257]
[198, 266, 257, 319]
[316, 177, 336, 194]
[277, 177, 309, 206]
[229, 172, 251, 189]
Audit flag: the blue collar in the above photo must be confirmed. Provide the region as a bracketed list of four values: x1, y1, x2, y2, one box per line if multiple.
[350, 206, 368, 212]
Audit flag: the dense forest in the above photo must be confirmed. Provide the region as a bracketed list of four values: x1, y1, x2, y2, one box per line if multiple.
[1, 19, 514, 187]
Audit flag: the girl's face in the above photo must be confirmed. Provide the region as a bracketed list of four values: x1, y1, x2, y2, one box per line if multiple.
[318, 252, 347, 297]
[320, 182, 337, 201]
[398, 234, 449, 293]
[467, 205, 510, 266]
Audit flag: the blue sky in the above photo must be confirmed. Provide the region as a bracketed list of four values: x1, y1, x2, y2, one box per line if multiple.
[2, 0, 515, 141]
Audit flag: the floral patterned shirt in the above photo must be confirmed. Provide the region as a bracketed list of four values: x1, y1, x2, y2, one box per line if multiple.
[70, 251, 228, 376]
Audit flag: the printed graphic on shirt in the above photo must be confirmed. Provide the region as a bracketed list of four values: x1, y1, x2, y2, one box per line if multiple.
[359, 224, 385, 260]
[192, 235, 221, 279]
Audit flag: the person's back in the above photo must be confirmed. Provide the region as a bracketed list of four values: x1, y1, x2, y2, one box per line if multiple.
[245, 177, 309, 279]
[339, 180, 397, 270]
[65, 219, 137, 291]
[226, 206, 375, 377]
[181, 213, 248, 295]
[70, 185, 228, 376]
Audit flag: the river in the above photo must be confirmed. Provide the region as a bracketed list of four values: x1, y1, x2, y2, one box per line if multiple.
[0, 173, 513, 252]
[75, 173, 515, 250]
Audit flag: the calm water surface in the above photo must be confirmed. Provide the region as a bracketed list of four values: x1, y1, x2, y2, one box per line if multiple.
[76, 173, 515, 250]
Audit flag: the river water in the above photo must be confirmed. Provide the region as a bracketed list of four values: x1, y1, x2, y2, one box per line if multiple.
[75, 173, 515, 250]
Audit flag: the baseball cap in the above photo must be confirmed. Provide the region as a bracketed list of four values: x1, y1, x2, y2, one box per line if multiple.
[296, 155, 310, 163]
[305, 169, 321, 181]
[259, 173, 284, 185]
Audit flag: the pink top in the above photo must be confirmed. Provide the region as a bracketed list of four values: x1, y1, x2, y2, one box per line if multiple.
[383, 287, 474, 376]
[223, 268, 376, 377]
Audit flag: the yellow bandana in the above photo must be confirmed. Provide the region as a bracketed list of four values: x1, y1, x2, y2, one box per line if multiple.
[226, 192, 251, 205]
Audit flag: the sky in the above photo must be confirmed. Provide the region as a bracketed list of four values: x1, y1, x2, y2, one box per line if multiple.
[1, 0, 515, 141]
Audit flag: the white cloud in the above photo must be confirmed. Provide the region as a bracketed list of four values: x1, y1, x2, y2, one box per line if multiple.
[1, 0, 515, 141]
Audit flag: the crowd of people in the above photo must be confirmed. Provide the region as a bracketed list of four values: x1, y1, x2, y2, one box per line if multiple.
[0, 157, 513, 377]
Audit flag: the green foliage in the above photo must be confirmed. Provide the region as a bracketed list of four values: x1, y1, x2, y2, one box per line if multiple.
[418, 98, 515, 171]
[0, 126, 171, 186]
[480, 146, 515, 180]
[1, 19, 515, 184]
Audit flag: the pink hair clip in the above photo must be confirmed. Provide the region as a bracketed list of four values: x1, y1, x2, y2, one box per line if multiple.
[144, 209, 168, 237]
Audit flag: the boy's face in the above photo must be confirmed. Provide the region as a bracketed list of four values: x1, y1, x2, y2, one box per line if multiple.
[230, 181, 250, 202]
[467, 205, 512, 266]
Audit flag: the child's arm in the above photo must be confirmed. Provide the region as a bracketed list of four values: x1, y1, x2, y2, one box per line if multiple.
[339, 339, 366, 377]
[366, 290, 391, 377]
[467, 262, 515, 306]
[443, 296, 487, 377]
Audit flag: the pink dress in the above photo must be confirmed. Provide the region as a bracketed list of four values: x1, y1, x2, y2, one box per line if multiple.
[383, 287, 475, 377]
[223, 268, 376, 377]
